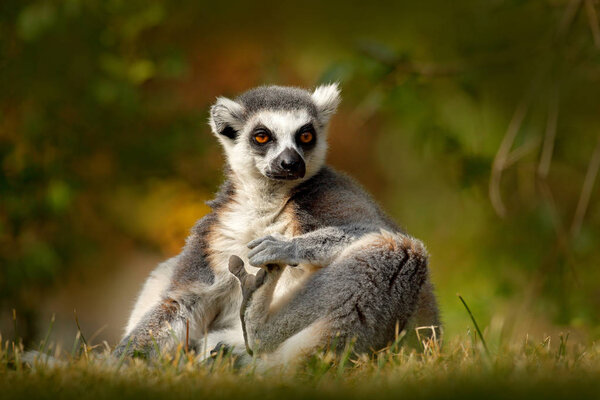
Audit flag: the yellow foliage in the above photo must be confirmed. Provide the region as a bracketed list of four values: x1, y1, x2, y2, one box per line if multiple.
[111, 180, 211, 256]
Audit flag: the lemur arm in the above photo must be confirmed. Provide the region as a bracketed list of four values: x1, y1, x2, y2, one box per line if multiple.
[247, 225, 375, 268]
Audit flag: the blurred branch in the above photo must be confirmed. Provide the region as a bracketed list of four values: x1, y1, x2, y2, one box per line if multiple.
[534, 88, 591, 287]
[535, 135, 600, 286]
[490, 0, 589, 218]
[489, 94, 533, 218]
[535, 87, 572, 270]
[570, 136, 600, 238]
[504, 136, 541, 169]
[558, 0, 582, 38]
[584, 0, 600, 49]
[538, 88, 560, 178]
[539, 181, 568, 248]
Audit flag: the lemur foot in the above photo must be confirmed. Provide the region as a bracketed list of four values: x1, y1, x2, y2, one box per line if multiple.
[209, 341, 233, 359]
[203, 341, 251, 369]
[229, 255, 262, 301]
[113, 334, 153, 359]
[229, 255, 284, 357]
[228, 255, 281, 301]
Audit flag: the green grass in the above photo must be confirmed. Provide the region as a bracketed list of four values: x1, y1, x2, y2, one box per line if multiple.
[2, 329, 600, 400]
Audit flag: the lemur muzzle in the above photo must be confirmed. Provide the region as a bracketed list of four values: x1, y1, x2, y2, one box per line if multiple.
[270, 148, 306, 179]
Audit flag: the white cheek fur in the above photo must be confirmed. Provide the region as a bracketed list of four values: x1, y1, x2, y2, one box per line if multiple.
[221, 108, 328, 181]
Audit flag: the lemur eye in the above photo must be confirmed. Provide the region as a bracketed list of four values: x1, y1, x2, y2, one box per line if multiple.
[299, 131, 313, 144]
[253, 132, 271, 144]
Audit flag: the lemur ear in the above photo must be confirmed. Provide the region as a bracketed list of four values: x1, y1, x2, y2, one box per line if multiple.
[311, 83, 341, 125]
[209, 97, 245, 140]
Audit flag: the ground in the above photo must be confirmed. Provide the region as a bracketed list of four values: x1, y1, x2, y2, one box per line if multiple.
[2, 328, 600, 400]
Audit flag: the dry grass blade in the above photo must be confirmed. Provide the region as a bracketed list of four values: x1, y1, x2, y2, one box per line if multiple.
[39, 314, 55, 356]
[12, 309, 17, 344]
[73, 309, 88, 347]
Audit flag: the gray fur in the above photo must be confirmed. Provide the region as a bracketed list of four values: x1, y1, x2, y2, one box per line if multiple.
[115, 84, 439, 363]
[236, 86, 318, 118]
[233, 232, 429, 354]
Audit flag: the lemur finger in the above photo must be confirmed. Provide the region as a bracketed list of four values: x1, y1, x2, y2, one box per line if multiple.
[228, 255, 247, 280]
[247, 241, 273, 260]
[249, 251, 279, 267]
[249, 244, 297, 267]
[247, 235, 274, 249]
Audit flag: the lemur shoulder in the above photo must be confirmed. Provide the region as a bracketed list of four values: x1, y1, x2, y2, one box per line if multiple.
[115, 84, 440, 366]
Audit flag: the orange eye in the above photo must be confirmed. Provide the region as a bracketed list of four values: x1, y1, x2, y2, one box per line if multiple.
[254, 133, 270, 144]
[299, 131, 313, 144]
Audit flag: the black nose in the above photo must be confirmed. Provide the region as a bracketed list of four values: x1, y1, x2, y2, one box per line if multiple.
[280, 157, 302, 171]
[270, 148, 306, 179]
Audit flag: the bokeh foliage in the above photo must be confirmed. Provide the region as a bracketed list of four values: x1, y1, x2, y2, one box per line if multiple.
[1, 0, 599, 342]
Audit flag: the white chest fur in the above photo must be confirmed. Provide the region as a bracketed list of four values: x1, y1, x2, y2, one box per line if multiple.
[208, 187, 307, 302]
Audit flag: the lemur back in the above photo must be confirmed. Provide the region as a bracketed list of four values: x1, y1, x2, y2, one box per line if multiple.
[115, 84, 440, 366]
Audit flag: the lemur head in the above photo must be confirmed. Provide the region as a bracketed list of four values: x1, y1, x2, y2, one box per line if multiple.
[208, 84, 340, 186]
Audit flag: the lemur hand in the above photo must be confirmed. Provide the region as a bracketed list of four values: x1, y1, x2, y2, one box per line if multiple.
[247, 234, 300, 267]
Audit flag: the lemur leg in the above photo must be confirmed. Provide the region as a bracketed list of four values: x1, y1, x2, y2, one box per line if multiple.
[232, 231, 430, 365]
[114, 279, 221, 358]
[406, 279, 442, 345]
[114, 214, 242, 358]
[324, 232, 432, 353]
[259, 318, 331, 369]
[115, 277, 242, 359]
[122, 257, 177, 340]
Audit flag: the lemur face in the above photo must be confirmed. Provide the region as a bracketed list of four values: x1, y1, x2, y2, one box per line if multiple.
[209, 84, 340, 185]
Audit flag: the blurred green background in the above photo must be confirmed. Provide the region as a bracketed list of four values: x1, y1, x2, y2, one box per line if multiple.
[1, 0, 599, 348]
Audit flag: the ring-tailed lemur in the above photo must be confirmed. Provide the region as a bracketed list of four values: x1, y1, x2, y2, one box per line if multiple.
[114, 84, 440, 365]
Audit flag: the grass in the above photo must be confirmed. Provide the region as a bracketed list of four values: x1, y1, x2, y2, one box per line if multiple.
[1, 298, 599, 400]
[1, 326, 600, 400]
